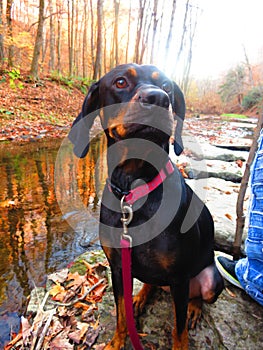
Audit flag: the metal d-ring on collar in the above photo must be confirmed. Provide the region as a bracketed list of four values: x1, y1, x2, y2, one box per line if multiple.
[120, 196, 133, 247]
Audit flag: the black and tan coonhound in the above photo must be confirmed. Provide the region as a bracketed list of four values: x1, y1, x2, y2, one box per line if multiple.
[69, 63, 224, 349]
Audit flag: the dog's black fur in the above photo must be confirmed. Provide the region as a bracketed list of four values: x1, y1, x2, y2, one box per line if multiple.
[69, 63, 224, 349]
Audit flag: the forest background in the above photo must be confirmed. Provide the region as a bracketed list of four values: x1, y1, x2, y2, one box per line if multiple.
[0, 0, 263, 119]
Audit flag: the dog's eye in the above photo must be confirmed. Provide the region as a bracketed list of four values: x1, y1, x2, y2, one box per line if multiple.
[115, 77, 128, 89]
[162, 81, 172, 94]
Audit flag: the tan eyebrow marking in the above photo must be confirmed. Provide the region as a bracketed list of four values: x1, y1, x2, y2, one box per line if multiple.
[127, 67, 137, 77]
[151, 71, 160, 80]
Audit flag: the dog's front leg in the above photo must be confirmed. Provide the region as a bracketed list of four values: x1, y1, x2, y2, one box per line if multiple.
[170, 280, 189, 350]
[105, 267, 128, 350]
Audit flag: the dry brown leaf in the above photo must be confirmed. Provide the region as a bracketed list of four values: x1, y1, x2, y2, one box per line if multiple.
[48, 269, 69, 284]
[68, 321, 89, 344]
[82, 260, 93, 274]
[86, 274, 100, 289]
[236, 159, 243, 168]
[21, 316, 31, 342]
[138, 332, 149, 337]
[93, 317, 100, 330]
[225, 287, 237, 298]
[90, 283, 107, 303]
[74, 301, 91, 310]
[93, 344, 106, 350]
[84, 326, 101, 348]
[49, 329, 74, 349]
[78, 322, 90, 339]
[49, 284, 67, 300]
[3, 332, 23, 349]
[68, 329, 82, 344]
[225, 213, 233, 221]
[47, 316, 64, 338]
[66, 272, 86, 289]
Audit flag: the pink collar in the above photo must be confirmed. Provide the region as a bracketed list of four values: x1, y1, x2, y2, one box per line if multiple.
[107, 160, 174, 205]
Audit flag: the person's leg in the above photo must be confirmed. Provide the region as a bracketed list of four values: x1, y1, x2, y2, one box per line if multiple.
[235, 129, 263, 305]
[235, 258, 263, 305]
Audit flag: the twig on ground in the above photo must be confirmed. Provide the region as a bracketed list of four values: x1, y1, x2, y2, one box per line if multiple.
[48, 278, 106, 307]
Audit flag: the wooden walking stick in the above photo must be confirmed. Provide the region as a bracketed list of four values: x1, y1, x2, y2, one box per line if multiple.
[233, 112, 263, 260]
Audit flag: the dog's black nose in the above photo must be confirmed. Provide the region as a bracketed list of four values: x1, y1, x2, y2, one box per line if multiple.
[137, 88, 170, 110]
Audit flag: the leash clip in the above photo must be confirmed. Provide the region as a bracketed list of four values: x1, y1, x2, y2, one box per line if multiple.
[120, 196, 133, 247]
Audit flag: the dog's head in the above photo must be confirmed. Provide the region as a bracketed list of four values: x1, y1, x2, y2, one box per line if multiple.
[69, 63, 185, 158]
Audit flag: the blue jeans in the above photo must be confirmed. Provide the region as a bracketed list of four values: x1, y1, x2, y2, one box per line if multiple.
[236, 129, 263, 306]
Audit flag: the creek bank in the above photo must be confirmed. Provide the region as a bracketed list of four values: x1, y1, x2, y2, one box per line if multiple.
[171, 140, 251, 251]
[96, 270, 263, 350]
[187, 177, 248, 251]
[26, 247, 262, 350]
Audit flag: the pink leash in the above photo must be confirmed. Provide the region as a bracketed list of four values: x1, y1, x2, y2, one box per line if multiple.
[118, 162, 175, 349]
[121, 238, 144, 349]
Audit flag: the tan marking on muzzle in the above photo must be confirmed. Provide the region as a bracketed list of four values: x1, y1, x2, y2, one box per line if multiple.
[112, 96, 148, 138]
[108, 106, 130, 139]
[115, 124, 127, 138]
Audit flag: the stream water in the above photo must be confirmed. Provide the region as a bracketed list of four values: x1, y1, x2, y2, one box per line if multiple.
[0, 135, 107, 346]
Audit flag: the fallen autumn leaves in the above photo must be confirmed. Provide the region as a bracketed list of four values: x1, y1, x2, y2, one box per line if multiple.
[4, 259, 108, 350]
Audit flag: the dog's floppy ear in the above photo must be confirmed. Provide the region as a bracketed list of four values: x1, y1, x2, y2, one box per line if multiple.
[171, 82, 185, 156]
[68, 81, 100, 158]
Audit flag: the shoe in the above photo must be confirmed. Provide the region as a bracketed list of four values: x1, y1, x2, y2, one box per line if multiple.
[215, 251, 244, 289]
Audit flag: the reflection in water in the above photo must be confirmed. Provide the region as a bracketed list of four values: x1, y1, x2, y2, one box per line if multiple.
[0, 134, 107, 346]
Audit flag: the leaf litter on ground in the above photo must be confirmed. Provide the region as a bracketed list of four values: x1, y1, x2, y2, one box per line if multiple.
[4, 259, 108, 349]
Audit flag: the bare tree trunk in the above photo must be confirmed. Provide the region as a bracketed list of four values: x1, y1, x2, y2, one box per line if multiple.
[90, 0, 95, 73]
[134, 0, 145, 63]
[30, 0, 45, 79]
[113, 0, 119, 66]
[125, 0, 132, 62]
[149, 0, 158, 64]
[56, 1, 61, 73]
[41, 25, 47, 72]
[139, 1, 153, 64]
[155, 1, 165, 63]
[49, 0, 55, 71]
[6, 0, 14, 68]
[175, 0, 189, 69]
[181, 4, 199, 94]
[0, 0, 4, 64]
[93, 0, 103, 80]
[74, 0, 79, 76]
[109, 25, 114, 68]
[164, 0, 177, 67]
[82, 0, 88, 77]
[243, 45, 254, 87]
[67, 0, 74, 76]
[104, 21, 108, 71]
[70, 0, 74, 75]
[233, 113, 263, 259]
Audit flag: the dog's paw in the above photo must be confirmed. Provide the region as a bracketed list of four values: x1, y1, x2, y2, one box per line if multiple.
[133, 283, 155, 317]
[187, 298, 202, 329]
[133, 293, 146, 317]
[104, 338, 125, 350]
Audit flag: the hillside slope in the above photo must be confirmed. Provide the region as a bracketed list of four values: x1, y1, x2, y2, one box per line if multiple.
[0, 73, 85, 141]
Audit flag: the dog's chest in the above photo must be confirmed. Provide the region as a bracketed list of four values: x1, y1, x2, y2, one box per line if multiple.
[130, 242, 180, 285]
